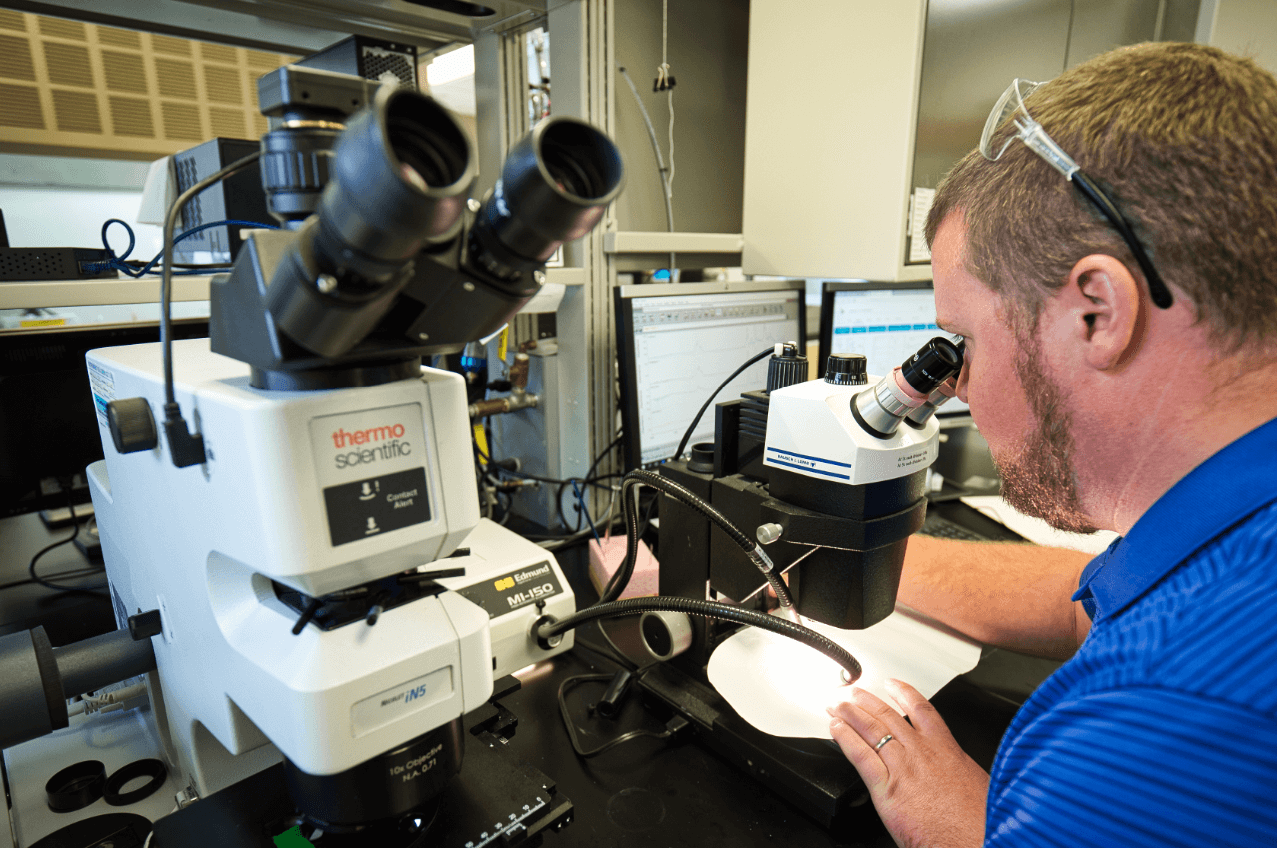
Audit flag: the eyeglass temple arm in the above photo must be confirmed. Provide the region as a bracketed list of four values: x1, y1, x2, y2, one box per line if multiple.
[1069, 172, 1174, 309]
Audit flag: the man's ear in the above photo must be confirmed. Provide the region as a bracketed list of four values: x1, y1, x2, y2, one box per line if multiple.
[1058, 254, 1143, 371]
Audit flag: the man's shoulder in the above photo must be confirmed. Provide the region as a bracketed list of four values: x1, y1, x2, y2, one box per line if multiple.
[1106, 497, 1277, 696]
[1153, 498, 1277, 666]
[988, 685, 1277, 847]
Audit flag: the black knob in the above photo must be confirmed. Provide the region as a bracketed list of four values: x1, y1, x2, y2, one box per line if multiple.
[825, 353, 868, 386]
[766, 342, 808, 392]
[107, 398, 157, 454]
[128, 609, 162, 641]
[899, 337, 963, 395]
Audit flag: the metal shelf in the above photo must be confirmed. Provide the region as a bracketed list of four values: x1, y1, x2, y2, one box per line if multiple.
[0, 275, 214, 310]
[602, 231, 744, 272]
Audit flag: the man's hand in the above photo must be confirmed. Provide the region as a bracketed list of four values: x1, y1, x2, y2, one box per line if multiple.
[829, 679, 988, 848]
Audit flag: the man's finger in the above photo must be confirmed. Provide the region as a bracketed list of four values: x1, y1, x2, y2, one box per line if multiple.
[850, 687, 914, 738]
[832, 700, 907, 768]
[884, 678, 946, 735]
[828, 706, 889, 790]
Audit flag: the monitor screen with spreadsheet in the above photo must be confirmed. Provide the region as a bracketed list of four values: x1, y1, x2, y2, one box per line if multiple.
[817, 280, 970, 416]
[614, 281, 806, 469]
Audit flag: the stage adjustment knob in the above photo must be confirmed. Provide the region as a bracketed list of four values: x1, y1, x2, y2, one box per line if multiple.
[825, 353, 867, 386]
[107, 398, 157, 454]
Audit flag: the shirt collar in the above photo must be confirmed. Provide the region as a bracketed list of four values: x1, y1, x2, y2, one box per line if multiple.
[1072, 416, 1277, 622]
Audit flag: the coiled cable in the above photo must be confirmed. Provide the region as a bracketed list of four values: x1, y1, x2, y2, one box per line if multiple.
[601, 469, 796, 613]
[537, 595, 860, 683]
[575, 468, 862, 683]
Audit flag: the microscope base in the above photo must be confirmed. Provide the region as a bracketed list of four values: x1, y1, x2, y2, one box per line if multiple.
[151, 692, 572, 848]
[636, 662, 870, 830]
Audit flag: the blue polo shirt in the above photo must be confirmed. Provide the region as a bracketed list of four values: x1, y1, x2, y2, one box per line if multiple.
[984, 417, 1277, 847]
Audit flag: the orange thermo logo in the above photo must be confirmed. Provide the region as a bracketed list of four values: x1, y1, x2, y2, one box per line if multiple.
[330, 424, 412, 469]
[331, 424, 406, 447]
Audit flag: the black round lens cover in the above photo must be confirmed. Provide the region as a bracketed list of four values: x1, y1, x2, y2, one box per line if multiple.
[103, 758, 167, 807]
[45, 760, 106, 813]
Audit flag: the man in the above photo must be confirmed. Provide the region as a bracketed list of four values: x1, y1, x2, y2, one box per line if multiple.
[828, 42, 1277, 847]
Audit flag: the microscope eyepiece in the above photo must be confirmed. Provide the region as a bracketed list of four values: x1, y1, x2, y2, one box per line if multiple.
[262, 86, 477, 358]
[852, 336, 965, 438]
[899, 337, 963, 396]
[471, 117, 625, 283]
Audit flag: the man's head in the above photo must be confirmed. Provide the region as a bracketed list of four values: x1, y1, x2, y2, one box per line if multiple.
[928, 42, 1277, 347]
[927, 43, 1277, 530]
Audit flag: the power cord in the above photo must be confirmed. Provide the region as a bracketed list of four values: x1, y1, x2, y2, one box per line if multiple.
[27, 491, 108, 595]
[159, 150, 263, 469]
[557, 671, 689, 758]
[91, 218, 277, 277]
[671, 346, 774, 463]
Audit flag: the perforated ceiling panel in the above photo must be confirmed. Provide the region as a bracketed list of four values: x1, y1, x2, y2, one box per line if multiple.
[0, 11, 298, 158]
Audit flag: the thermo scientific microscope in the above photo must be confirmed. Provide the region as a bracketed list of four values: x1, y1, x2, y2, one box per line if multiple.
[0, 66, 623, 847]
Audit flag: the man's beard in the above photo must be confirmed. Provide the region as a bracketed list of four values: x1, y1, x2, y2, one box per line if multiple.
[993, 333, 1099, 534]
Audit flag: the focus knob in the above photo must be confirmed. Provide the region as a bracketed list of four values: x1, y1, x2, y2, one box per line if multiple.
[825, 353, 867, 386]
[107, 398, 157, 454]
[766, 342, 808, 392]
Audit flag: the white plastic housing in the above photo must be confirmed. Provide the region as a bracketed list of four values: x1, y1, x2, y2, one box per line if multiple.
[764, 375, 940, 485]
[86, 339, 489, 794]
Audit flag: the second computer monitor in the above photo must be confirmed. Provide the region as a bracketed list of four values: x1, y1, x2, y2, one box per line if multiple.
[817, 280, 969, 416]
[615, 280, 806, 469]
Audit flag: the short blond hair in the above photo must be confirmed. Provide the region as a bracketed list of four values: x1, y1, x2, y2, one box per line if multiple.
[926, 42, 1277, 351]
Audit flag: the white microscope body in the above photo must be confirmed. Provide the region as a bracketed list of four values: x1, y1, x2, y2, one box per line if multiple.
[86, 338, 521, 799]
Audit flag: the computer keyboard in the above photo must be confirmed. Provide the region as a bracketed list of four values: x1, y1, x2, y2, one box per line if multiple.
[918, 512, 992, 542]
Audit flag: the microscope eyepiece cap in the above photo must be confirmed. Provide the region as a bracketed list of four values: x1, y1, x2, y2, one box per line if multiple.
[824, 353, 868, 386]
[899, 337, 963, 395]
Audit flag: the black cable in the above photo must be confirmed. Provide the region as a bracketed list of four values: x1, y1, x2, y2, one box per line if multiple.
[158, 152, 261, 469]
[474, 444, 613, 490]
[124, 260, 233, 270]
[28, 497, 108, 595]
[557, 672, 688, 757]
[161, 150, 261, 407]
[0, 566, 106, 593]
[539, 595, 861, 683]
[562, 433, 624, 533]
[600, 469, 795, 612]
[633, 488, 659, 556]
[671, 346, 773, 463]
[586, 434, 624, 481]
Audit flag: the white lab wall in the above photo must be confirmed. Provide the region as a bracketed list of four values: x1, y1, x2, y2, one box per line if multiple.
[0, 187, 162, 258]
[1203, 0, 1277, 74]
[0, 153, 162, 258]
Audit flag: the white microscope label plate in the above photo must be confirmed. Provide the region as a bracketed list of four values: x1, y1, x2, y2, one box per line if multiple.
[309, 402, 432, 546]
[351, 665, 455, 738]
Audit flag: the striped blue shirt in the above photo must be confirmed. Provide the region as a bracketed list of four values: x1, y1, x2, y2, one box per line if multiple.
[985, 417, 1277, 846]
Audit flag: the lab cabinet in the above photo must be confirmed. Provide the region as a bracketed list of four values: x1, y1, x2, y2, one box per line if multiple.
[742, 0, 1201, 281]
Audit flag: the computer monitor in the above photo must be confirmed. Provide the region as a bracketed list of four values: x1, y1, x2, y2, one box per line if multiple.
[615, 280, 806, 469]
[817, 280, 969, 417]
[0, 320, 209, 518]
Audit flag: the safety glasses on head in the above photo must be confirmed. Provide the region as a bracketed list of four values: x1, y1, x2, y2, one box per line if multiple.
[980, 78, 1173, 310]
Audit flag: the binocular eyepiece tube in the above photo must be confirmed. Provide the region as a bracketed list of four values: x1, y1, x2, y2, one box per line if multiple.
[262, 85, 624, 361]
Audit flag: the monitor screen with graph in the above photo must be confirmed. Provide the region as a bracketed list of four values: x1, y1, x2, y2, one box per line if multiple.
[817, 280, 969, 417]
[614, 280, 806, 469]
